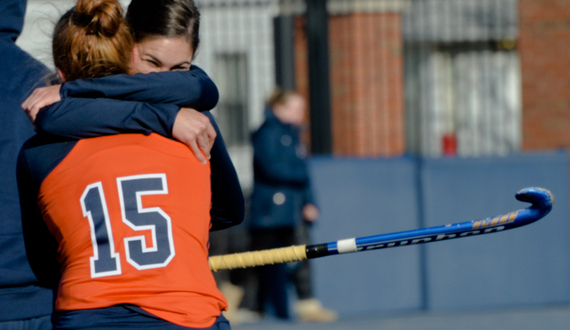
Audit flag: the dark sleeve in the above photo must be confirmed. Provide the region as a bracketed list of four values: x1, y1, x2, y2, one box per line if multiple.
[35, 98, 179, 138]
[16, 149, 60, 288]
[59, 65, 219, 111]
[206, 112, 245, 231]
[252, 127, 310, 186]
[303, 183, 315, 206]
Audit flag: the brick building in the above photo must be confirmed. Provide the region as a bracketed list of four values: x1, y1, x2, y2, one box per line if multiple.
[291, 0, 524, 158]
[519, 0, 570, 150]
[292, 1, 407, 157]
[294, 0, 570, 158]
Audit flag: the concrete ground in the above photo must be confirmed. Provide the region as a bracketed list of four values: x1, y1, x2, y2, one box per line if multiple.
[233, 304, 570, 330]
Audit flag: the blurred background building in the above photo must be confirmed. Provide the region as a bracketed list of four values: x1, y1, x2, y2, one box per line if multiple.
[17, 0, 570, 190]
[17, 0, 570, 321]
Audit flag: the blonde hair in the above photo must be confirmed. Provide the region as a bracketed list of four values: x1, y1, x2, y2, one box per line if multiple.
[267, 88, 298, 108]
[52, 0, 133, 81]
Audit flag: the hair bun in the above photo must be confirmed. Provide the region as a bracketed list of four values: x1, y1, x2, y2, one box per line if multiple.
[72, 0, 124, 37]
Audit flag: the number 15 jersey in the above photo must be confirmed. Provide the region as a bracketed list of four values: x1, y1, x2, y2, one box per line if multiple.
[18, 133, 227, 329]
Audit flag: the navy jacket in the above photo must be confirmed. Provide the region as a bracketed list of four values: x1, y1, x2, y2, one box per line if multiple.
[0, 0, 54, 321]
[249, 109, 315, 229]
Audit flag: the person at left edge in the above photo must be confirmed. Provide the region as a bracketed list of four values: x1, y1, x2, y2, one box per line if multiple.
[0, 0, 53, 328]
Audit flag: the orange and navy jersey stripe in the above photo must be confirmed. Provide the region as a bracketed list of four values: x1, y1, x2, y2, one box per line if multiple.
[26, 133, 226, 328]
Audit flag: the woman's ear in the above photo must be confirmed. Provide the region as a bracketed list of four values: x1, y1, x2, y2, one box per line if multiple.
[132, 46, 140, 66]
[56, 68, 66, 82]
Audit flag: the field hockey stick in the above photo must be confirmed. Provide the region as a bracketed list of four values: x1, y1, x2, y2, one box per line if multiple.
[209, 187, 553, 271]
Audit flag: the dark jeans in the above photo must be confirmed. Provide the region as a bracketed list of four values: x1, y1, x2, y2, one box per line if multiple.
[249, 223, 314, 319]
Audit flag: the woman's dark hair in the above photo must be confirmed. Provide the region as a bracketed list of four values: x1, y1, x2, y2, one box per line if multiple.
[52, 0, 133, 81]
[127, 0, 201, 57]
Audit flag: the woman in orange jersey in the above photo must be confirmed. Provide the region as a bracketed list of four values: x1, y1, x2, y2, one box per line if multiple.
[17, 0, 235, 329]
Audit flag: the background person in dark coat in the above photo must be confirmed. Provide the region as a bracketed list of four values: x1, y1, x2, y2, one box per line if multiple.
[248, 89, 337, 322]
[0, 0, 54, 328]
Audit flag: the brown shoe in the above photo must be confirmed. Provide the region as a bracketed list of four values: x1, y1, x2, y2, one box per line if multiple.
[219, 282, 243, 324]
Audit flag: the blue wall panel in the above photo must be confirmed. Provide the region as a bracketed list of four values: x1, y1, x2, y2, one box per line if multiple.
[308, 157, 422, 315]
[306, 152, 570, 316]
[420, 152, 570, 310]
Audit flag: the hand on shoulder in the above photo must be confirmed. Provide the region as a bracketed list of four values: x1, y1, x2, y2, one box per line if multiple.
[172, 108, 217, 164]
[21, 84, 62, 124]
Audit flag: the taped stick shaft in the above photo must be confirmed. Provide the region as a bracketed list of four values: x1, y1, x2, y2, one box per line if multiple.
[209, 245, 307, 271]
[320, 187, 553, 257]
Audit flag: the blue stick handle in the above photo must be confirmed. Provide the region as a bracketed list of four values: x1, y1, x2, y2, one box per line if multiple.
[307, 187, 553, 258]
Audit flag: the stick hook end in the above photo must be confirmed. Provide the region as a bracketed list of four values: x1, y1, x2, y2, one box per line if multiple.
[515, 187, 554, 211]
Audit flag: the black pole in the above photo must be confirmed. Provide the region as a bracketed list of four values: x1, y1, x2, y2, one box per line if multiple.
[306, 0, 332, 154]
[273, 15, 296, 90]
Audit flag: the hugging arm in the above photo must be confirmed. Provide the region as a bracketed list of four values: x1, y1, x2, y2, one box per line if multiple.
[36, 97, 215, 164]
[32, 66, 219, 162]
[35, 98, 178, 138]
[60, 65, 219, 110]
